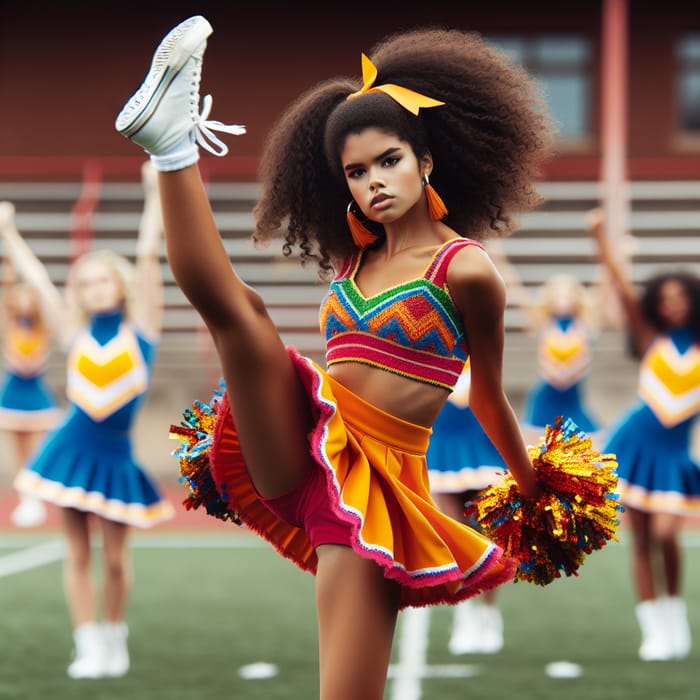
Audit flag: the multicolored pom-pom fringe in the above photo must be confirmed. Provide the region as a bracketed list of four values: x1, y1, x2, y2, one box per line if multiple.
[169, 386, 241, 525]
[464, 416, 623, 586]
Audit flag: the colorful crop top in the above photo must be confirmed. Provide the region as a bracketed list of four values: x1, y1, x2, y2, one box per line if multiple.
[319, 238, 483, 390]
[537, 316, 592, 390]
[638, 328, 700, 427]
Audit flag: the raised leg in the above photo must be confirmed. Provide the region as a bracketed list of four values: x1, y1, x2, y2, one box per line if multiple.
[157, 166, 316, 498]
[115, 16, 315, 499]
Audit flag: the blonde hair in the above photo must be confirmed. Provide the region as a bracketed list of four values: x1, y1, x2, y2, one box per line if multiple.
[532, 274, 598, 330]
[66, 249, 136, 323]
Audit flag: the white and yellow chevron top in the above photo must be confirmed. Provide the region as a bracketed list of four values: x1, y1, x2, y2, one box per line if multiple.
[67, 323, 148, 422]
[537, 318, 591, 390]
[4, 323, 50, 377]
[639, 335, 700, 427]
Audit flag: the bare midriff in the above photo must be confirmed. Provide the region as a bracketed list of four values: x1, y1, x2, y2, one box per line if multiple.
[327, 361, 450, 428]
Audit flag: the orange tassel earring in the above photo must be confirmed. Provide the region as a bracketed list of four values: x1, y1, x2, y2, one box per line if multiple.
[347, 201, 379, 249]
[423, 175, 448, 221]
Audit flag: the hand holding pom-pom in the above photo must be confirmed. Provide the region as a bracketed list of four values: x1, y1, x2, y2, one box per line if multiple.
[464, 416, 623, 585]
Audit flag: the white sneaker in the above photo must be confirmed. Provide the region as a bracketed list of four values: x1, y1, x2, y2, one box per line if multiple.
[11, 496, 47, 528]
[635, 600, 673, 661]
[448, 599, 482, 655]
[478, 605, 504, 654]
[115, 15, 245, 170]
[663, 596, 692, 660]
[102, 622, 130, 677]
[67, 622, 105, 679]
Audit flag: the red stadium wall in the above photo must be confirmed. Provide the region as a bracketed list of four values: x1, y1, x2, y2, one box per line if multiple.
[1, 0, 698, 181]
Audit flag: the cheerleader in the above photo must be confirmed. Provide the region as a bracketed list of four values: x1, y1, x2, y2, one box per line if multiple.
[114, 16, 618, 698]
[589, 207, 700, 661]
[0, 162, 174, 679]
[0, 262, 62, 527]
[427, 359, 507, 654]
[488, 238, 603, 447]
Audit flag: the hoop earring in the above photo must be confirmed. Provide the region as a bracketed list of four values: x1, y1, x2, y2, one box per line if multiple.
[347, 201, 379, 249]
[423, 175, 448, 221]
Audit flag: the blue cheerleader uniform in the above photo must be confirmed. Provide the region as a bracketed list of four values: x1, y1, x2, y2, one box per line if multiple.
[0, 318, 62, 431]
[604, 327, 700, 516]
[14, 311, 174, 527]
[523, 316, 600, 433]
[427, 361, 506, 494]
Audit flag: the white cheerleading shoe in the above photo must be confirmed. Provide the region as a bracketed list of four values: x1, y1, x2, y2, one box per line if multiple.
[115, 15, 245, 171]
[67, 622, 105, 679]
[448, 599, 482, 655]
[662, 596, 691, 660]
[102, 621, 130, 677]
[477, 604, 504, 654]
[635, 599, 673, 661]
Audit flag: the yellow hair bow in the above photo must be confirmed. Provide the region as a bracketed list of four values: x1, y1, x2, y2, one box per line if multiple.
[347, 53, 445, 116]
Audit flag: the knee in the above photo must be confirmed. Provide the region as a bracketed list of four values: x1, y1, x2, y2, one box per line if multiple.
[103, 556, 129, 584]
[653, 525, 679, 549]
[66, 545, 92, 574]
[207, 285, 272, 338]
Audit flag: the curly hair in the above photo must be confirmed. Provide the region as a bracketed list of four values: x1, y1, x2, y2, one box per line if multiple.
[640, 271, 700, 339]
[253, 26, 555, 274]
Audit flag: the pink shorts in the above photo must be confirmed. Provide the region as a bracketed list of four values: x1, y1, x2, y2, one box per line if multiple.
[260, 464, 353, 548]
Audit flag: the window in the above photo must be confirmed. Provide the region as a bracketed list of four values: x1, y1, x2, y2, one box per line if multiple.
[677, 33, 700, 136]
[486, 35, 592, 146]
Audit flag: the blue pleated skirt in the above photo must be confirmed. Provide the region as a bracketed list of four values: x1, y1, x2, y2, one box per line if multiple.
[523, 380, 600, 433]
[0, 371, 62, 431]
[426, 403, 506, 493]
[14, 407, 174, 527]
[604, 401, 700, 516]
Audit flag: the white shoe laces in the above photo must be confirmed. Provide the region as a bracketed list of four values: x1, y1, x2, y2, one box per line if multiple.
[195, 94, 246, 156]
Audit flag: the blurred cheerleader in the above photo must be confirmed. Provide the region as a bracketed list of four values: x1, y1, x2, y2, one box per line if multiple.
[0, 162, 173, 679]
[488, 234, 603, 447]
[589, 207, 700, 662]
[0, 258, 62, 527]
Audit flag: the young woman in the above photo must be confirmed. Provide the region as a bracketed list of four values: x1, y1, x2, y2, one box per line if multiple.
[0, 162, 174, 679]
[115, 16, 557, 699]
[589, 207, 700, 662]
[0, 259, 62, 527]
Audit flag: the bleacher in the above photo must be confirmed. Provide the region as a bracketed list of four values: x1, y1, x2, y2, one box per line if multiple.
[2, 178, 699, 420]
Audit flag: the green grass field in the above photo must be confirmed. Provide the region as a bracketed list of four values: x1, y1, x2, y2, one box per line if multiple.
[2, 530, 699, 700]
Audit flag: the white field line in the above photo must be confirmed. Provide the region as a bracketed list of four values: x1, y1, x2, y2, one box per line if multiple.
[389, 606, 431, 700]
[387, 607, 480, 700]
[0, 538, 64, 578]
[0, 535, 265, 578]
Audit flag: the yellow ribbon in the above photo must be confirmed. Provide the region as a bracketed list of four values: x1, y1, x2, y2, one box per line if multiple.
[347, 54, 445, 116]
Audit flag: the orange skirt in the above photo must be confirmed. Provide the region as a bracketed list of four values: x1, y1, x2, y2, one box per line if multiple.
[174, 347, 518, 609]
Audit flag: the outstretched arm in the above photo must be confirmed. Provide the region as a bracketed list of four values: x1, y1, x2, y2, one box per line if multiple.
[130, 162, 164, 340]
[0, 201, 72, 344]
[449, 245, 537, 498]
[587, 207, 653, 354]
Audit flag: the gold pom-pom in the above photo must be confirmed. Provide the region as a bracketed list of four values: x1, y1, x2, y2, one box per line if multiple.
[465, 416, 622, 585]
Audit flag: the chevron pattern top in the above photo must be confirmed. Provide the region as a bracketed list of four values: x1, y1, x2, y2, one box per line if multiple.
[319, 238, 483, 390]
[638, 329, 700, 427]
[3, 321, 51, 378]
[67, 321, 149, 422]
[537, 317, 592, 390]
